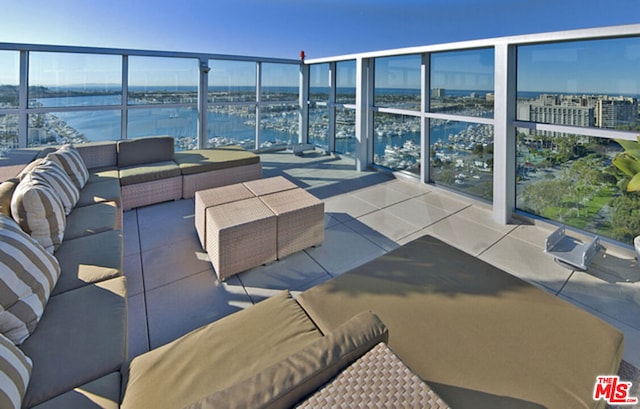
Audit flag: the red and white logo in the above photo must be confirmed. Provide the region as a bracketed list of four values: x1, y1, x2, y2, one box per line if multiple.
[594, 376, 638, 405]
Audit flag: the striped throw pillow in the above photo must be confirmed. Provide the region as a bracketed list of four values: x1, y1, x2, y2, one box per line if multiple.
[47, 144, 89, 189]
[0, 333, 32, 409]
[0, 214, 60, 345]
[31, 159, 79, 215]
[11, 173, 66, 254]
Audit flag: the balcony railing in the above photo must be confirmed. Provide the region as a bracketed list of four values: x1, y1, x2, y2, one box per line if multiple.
[2, 24, 640, 246]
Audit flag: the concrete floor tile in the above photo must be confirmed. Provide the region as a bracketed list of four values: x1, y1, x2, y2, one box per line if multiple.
[305, 222, 386, 276]
[123, 253, 143, 296]
[385, 196, 452, 229]
[478, 234, 574, 294]
[146, 271, 251, 349]
[324, 194, 379, 222]
[353, 184, 412, 208]
[354, 208, 422, 242]
[424, 214, 506, 257]
[127, 293, 149, 360]
[141, 237, 212, 291]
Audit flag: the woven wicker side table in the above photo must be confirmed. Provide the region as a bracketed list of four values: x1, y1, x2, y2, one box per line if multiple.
[205, 197, 277, 280]
[194, 183, 254, 248]
[243, 175, 298, 196]
[260, 188, 324, 259]
[297, 342, 450, 409]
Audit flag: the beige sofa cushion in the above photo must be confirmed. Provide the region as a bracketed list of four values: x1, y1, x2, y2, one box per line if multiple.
[117, 136, 174, 168]
[63, 201, 119, 241]
[29, 372, 121, 409]
[11, 173, 66, 253]
[31, 159, 80, 215]
[47, 144, 90, 189]
[0, 215, 60, 345]
[20, 276, 127, 408]
[121, 290, 323, 409]
[185, 311, 388, 409]
[0, 178, 19, 217]
[52, 229, 123, 296]
[174, 146, 260, 175]
[118, 161, 181, 186]
[297, 234, 625, 409]
[76, 178, 121, 208]
[0, 333, 32, 409]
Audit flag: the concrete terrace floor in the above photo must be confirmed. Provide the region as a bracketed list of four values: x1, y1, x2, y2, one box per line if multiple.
[123, 150, 640, 369]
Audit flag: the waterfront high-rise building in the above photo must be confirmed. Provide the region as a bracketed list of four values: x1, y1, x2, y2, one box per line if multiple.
[596, 97, 638, 128]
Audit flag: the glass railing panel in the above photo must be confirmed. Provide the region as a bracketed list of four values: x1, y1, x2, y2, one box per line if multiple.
[430, 119, 494, 200]
[336, 60, 356, 104]
[374, 55, 421, 111]
[208, 60, 256, 103]
[515, 130, 634, 244]
[0, 114, 19, 153]
[207, 105, 256, 150]
[517, 37, 640, 131]
[28, 52, 121, 108]
[259, 103, 298, 149]
[128, 56, 198, 105]
[308, 103, 329, 149]
[309, 63, 329, 101]
[0, 51, 19, 108]
[335, 108, 356, 157]
[261, 63, 299, 102]
[27, 110, 121, 146]
[373, 112, 420, 173]
[430, 48, 494, 118]
[127, 107, 197, 150]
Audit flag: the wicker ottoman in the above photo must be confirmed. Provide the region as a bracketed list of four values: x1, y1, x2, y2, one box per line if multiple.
[195, 183, 254, 248]
[260, 188, 324, 259]
[243, 176, 298, 196]
[205, 197, 277, 280]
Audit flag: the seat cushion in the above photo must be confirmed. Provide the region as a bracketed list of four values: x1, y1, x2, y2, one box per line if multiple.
[63, 201, 119, 241]
[20, 277, 127, 408]
[52, 229, 123, 296]
[46, 144, 90, 190]
[121, 290, 323, 409]
[76, 179, 122, 209]
[118, 161, 181, 186]
[297, 235, 625, 409]
[11, 173, 66, 253]
[117, 136, 174, 167]
[0, 333, 32, 409]
[0, 215, 60, 345]
[185, 311, 388, 409]
[30, 159, 80, 215]
[173, 146, 260, 175]
[29, 372, 121, 409]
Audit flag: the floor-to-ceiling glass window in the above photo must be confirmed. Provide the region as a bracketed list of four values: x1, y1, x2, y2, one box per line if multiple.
[27, 52, 122, 146]
[373, 55, 421, 173]
[259, 63, 299, 150]
[335, 61, 356, 156]
[0, 51, 19, 151]
[308, 63, 330, 149]
[128, 56, 198, 150]
[208, 60, 257, 149]
[429, 48, 495, 201]
[516, 37, 640, 245]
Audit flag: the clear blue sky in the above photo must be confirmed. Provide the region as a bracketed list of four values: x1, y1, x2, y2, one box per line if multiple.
[1, 0, 638, 60]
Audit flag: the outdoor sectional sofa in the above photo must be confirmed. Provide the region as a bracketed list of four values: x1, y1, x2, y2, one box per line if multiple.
[0, 139, 625, 409]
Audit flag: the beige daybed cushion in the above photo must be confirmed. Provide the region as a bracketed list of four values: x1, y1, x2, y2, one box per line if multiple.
[184, 311, 388, 409]
[121, 291, 323, 409]
[173, 146, 260, 175]
[297, 234, 625, 409]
